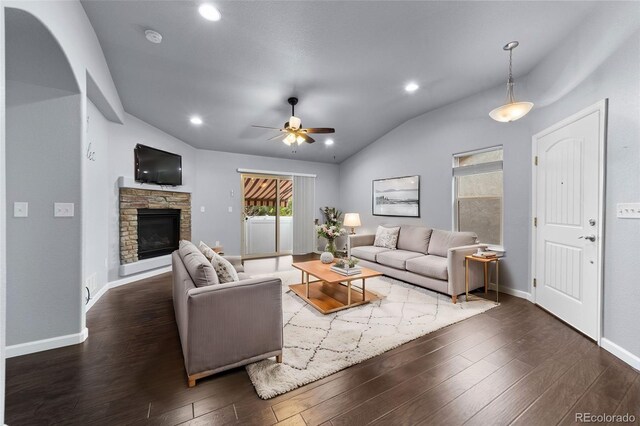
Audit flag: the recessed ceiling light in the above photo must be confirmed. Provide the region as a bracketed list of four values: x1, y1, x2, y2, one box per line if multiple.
[144, 29, 163, 44]
[190, 116, 203, 125]
[199, 4, 222, 21]
[405, 82, 419, 93]
[325, 139, 334, 146]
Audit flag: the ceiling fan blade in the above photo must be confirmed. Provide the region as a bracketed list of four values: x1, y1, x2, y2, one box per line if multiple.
[252, 125, 283, 130]
[299, 133, 315, 143]
[302, 128, 335, 134]
[267, 133, 285, 141]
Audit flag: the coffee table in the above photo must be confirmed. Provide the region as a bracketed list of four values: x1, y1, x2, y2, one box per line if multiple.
[290, 260, 383, 314]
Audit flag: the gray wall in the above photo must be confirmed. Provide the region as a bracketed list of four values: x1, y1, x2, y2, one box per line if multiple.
[338, 7, 640, 359]
[338, 85, 531, 292]
[193, 150, 340, 255]
[106, 113, 340, 280]
[83, 99, 110, 296]
[6, 8, 83, 346]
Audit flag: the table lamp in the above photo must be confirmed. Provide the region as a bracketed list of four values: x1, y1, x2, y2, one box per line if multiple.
[343, 213, 361, 235]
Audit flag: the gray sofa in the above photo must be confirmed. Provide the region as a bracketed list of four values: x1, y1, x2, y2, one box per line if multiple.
[349, 225, 486, 303]
[172, 242, 283, 387]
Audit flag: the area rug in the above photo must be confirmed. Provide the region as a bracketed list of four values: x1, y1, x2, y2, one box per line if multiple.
[246, 269, 497, 399]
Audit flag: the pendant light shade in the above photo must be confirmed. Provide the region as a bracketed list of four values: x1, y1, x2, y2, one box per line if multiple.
[489, 101, 534, 122]
[490, 41, 533, 122]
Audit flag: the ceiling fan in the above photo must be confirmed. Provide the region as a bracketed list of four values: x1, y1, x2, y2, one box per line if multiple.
[252, 97, 335, 146]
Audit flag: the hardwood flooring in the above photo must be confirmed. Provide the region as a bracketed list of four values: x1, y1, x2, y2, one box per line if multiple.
[5, 255, 639, 425]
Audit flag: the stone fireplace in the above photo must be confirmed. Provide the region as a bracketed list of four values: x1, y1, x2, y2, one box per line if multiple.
[119, 188, 191, 265]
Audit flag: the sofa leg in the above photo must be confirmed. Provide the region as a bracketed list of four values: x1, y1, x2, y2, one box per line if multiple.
[188, 376, 196, 387]
[452, 294, 457, 304]
[276, 354, 283, 363]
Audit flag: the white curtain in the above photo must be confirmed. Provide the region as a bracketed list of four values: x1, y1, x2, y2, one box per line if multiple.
[292, 175, 316, 254]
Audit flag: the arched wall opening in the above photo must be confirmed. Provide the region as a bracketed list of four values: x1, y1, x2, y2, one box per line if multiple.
[5, 7, 84, 349]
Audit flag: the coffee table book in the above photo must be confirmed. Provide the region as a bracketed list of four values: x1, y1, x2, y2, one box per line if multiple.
[330, 265, 362, 276]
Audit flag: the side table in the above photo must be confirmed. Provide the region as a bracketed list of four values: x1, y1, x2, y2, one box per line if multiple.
[464, 255, 500, 304]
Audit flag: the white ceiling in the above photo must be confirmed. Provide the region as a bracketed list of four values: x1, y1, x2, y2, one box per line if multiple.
[82, 1, 595, 163]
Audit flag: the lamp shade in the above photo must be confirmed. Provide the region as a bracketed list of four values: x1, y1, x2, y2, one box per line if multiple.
[344, 213, 361, 227]
[489, 101, 534, 122]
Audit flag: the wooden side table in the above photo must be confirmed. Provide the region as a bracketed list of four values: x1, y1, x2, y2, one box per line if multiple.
[465, 255, 500, 304]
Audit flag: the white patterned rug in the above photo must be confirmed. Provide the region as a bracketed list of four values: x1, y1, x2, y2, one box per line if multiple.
[246, 269, 497, 399]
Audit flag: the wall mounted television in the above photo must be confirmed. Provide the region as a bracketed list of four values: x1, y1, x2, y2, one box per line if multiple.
[134, 144, 182, 186]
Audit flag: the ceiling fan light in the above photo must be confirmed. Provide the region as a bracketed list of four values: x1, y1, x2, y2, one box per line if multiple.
[296, 135, 305, 144]
[288, 116, 301, 130]
[284, 133, 296, 145]
[489, 101, 534, 122]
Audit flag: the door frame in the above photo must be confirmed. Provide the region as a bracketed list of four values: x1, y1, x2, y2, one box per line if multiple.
[530, 99, 607, 345]
[240, 173, 293, 259]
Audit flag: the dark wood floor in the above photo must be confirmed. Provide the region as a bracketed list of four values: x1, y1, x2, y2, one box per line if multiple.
[6, 255, 639, 425]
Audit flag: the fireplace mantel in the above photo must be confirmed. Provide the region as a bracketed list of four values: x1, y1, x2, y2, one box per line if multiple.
[118, 176, 193, 194]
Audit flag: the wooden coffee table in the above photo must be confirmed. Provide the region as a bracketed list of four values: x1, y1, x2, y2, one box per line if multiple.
[290, 260, 383, 314]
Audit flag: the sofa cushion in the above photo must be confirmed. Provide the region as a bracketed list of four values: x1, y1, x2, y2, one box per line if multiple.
[178, 241, 219, 287]
[406, 255, 448, 280]
[237, 272, 251, 281]
[376, 250, 423, 270]
[397, 226, 433, 254]
[210, 252, 240, 283]
[374, 226, 400, 249]
[350, 246, 391, 262]
[427, 229, 478, 257]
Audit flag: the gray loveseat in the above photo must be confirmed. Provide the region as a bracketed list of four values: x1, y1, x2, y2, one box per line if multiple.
[349, 225, 486, 303]
[172, 242, 283, 387]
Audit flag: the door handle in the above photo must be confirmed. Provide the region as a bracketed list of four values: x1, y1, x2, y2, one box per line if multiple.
[578, 235, 596, 242]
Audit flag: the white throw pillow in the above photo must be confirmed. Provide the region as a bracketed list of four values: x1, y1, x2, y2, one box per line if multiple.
[374, 226, 400, 249]
[198, 241, 215, 261]
[210, 252, 240, 283]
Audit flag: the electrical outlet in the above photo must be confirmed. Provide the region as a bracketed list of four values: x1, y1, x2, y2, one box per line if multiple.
[54, 202, 74, 217]
[617, 203, 640, 218]
[13, 202, 28, 218]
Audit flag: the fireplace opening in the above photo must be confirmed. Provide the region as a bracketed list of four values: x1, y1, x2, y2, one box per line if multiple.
[137, 208, 180, 260]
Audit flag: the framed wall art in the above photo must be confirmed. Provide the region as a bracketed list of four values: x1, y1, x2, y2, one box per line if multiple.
[372, 175, 420, 217]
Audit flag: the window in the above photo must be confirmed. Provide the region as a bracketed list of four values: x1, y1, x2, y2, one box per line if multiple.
[453, 147, 503, 246]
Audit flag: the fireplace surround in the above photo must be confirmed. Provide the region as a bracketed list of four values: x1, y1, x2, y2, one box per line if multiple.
[119, 187, 191, 265]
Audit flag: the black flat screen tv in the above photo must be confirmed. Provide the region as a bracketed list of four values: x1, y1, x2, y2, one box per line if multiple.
[134, 144, 182, 186]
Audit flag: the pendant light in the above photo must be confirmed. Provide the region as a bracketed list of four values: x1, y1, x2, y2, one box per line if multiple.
[489, 41, 533, 122]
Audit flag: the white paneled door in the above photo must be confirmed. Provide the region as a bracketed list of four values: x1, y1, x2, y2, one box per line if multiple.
[532, 100, 607, 341]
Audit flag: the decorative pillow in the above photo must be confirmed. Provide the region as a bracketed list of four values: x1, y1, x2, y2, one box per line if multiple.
[210, 252, 240, 283]
[178, 241, 219, 287]
[198, 241, 216, 261]
[373, 226, 400, 249]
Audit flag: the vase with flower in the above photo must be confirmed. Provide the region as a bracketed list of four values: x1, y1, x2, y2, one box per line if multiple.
[316, 206, 346, 256]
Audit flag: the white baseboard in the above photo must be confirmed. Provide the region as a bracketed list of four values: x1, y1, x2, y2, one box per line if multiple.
[85, 266, 171, 313]
[109, 266, 171, 289]
[601, 338, 640, 370]
[488, 283, 533, 302]
[85, 282, 109, 312]
[6, 327, 88, 358]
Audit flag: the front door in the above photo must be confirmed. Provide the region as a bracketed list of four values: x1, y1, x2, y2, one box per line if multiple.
[533, 100, 606, 341]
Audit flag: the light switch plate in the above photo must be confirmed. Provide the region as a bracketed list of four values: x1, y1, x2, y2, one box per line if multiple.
[13, 202, 28, 218]
[617, 203, 640, 218]
[200, 206, 205, 213]
[54, 202, 75, 217]
[228, 206, 233, 213]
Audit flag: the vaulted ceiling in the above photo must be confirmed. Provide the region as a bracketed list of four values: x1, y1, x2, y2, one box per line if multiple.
[82, 1, 595, 163]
